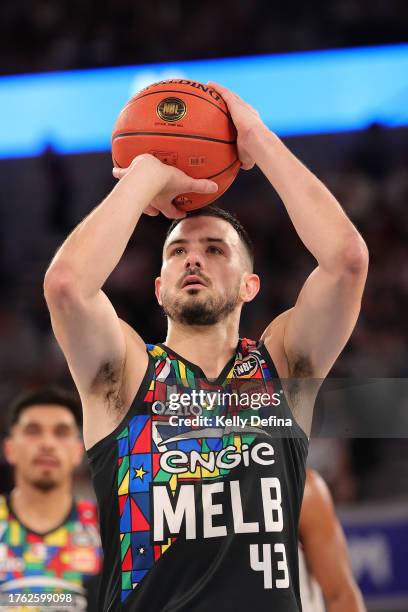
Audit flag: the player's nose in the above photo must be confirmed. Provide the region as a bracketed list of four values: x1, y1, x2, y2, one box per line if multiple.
[39, 432, 58, 449]
[184, 251, 203, 269]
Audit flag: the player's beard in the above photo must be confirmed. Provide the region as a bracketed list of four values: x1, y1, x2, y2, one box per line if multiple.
[161, 285, 240, 326]
[29, 475, 59, 493]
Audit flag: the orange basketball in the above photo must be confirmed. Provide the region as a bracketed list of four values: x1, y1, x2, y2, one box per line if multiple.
[112, 79, 240, 211]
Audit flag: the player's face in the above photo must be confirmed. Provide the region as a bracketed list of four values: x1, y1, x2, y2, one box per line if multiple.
[4, 405, 83, 492]
[157, 216, 259, 325]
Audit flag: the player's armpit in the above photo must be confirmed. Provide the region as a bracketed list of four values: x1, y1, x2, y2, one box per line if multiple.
[279, 260, 367, 379]
[81, 318, 149, 449]
[260, 311, 316, 437]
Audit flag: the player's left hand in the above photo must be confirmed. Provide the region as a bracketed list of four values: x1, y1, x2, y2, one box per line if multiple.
[208, 81, 265, 170]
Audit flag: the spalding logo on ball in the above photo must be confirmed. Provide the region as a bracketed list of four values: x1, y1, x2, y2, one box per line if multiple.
[112, 79, 241, 211]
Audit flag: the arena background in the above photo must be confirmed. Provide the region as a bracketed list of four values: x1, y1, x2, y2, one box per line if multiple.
[1, 1, 407, 609]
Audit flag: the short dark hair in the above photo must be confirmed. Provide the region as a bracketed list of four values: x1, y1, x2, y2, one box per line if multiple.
[6, 387, 82, 433]
[166, 205, 254, 269]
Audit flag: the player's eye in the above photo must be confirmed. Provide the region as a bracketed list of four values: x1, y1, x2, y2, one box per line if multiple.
[172, 247, 186, 256]
[207, 245, 223, 255]
[55, 425, 72, 438]
[24, 424, 41, 436]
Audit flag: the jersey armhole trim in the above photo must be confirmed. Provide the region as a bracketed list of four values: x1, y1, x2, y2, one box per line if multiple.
[257, 340, 310, 443]
[86, 349, 155, 459]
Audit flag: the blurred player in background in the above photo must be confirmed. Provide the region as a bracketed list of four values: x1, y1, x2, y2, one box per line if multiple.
[0, 388, 102, 611]
[44, 83, 368, 611]
[299, 469, 365, 611]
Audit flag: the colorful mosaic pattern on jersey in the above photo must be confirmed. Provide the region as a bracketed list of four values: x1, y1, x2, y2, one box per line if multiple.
[117, 340, 278, 602]
[0, 497, 102, 596]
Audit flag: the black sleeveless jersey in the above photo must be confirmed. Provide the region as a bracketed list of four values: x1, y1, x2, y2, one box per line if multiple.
[87, 338, 308, 611]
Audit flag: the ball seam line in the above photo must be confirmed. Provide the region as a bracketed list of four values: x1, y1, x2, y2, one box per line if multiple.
[112, 132, 237, 145]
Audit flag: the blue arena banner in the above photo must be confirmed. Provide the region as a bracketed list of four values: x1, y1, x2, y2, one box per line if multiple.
[1, 44, 408, 158]
[344, 515, 408, 608]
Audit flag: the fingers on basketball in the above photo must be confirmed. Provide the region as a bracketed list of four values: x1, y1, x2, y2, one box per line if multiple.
[189, 178, 219, 194]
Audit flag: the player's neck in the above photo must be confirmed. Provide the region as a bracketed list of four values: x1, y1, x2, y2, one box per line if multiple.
[10, 482, 73, 534]
[164, 317, 240, 379]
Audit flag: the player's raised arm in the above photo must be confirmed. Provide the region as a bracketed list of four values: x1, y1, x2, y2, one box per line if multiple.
[209, 82, 368, 380]
[299, 470, 366, 611]
[44, 154, 217, 447]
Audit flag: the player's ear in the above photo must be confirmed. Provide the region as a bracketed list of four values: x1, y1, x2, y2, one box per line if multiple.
[240, 273, 260, 303]
[3, 436, 16, 466]
[155, 277, 162, 305]
[73, 439, 85, 468]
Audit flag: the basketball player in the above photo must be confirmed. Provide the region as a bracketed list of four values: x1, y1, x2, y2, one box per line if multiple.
[0, 388, 102, 611]
[44, 82, 368, 611]
[299, 469, 365, 611]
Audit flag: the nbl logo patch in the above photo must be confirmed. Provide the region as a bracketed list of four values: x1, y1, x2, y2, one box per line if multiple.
[233, 355, 259, 378]
[156, 97, 186, 122]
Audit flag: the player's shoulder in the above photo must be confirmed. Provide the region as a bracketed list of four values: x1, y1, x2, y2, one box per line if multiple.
[118, 319, 164, 364]
[119, 319, 147, 353]
[261, 309, 293, 340]
[302, 470, 334, 519]
[258, 312, 293, 379]
[305, 469, 331, 500]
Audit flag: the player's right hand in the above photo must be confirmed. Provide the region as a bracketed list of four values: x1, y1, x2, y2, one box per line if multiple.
[112, 154, 218, 218]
